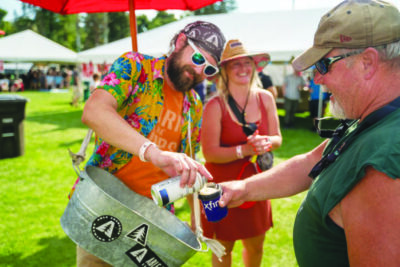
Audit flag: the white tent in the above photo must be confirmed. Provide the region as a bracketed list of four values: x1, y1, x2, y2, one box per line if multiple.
[78, 8, 326, 65]
[0, 29, 77, 63]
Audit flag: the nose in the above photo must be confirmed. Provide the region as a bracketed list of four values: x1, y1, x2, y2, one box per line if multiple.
[313, 70, 324, 84]
[190, 63, 205, 77]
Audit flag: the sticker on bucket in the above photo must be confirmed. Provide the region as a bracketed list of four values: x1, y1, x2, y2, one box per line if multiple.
[91, 215, 122, 242]
[126, 223, 149, 246]
[125, 244, 167, 267]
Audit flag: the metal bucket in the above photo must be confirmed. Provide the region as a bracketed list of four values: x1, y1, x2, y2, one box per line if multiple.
[60, 165, 202, 266]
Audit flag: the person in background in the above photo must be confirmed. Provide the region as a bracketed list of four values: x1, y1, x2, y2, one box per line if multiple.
[218, 1, 400, 266]
[201, 39, 282, 267]
[258, 71, 278, 99]
[307, 67, 329, 131]
[282, 67, 306, 128]
[70, 67, 82, 107]
[55, 71, 64, 89]
[0, 73, 9, 92]
[72, 21, 225, 266]
[194, 79, 207, 103]
[89, 72, 101, 94]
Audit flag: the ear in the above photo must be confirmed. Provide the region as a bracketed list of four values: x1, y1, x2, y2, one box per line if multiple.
[361, 47, 379, 80]
[174, 33, 187, 51]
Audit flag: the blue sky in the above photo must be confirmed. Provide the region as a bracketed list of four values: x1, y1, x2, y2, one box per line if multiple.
[2, 0, 400, 21]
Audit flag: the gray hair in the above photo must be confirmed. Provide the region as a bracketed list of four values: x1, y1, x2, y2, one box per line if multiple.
[343, 40, 400, 68]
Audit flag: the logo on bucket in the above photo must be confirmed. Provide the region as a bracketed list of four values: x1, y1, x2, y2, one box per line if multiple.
[126, 223, 149, 246]
[125, 244, 167, 267]
[91, 215, 122, 242]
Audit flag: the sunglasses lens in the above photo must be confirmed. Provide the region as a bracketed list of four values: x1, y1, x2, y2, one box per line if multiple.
[315, 59, 328, 75]
[192, 52, 205, 65]
[204, 65, 218, 76]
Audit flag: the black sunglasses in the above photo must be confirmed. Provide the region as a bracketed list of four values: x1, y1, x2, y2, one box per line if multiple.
[315, 50, 363, 75]
[187, 39, 219, 77]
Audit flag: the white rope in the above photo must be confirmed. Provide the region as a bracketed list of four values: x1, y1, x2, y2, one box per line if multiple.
[193, 192, 226, 260]
[68, 129, 93, 175]
[189, 110, 226, 261]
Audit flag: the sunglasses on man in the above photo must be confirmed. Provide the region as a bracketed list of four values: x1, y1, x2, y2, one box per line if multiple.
[314, 50, 364, 75]
[187, 39, 219, 77]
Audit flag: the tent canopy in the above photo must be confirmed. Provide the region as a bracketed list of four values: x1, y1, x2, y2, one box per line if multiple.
[0, 29, 77, 63]
[78, 9, 326, 64]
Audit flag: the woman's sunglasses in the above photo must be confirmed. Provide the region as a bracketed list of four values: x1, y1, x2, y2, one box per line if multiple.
[187, 39, 219, 77]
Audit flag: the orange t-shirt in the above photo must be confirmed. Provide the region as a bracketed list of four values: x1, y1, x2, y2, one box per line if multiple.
[114, 82, 183, 198]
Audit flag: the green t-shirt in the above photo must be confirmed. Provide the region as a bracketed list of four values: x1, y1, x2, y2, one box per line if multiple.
[293, 109, 400, 267]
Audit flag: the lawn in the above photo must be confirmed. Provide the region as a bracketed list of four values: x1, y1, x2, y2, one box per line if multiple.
[0, 91, 334, 267]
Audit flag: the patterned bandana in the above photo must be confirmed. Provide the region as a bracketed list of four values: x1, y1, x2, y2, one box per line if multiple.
[181, 20, 226, 62]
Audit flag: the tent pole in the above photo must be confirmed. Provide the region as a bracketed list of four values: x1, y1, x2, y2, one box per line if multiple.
[129, 0, 138, 52]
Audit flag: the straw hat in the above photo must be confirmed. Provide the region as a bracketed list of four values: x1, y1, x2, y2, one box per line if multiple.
[220, 39, 270, 72]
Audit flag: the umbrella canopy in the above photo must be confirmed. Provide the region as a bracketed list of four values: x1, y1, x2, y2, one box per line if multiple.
[19, 0, 222, 51]
[19, 0, 220, 14]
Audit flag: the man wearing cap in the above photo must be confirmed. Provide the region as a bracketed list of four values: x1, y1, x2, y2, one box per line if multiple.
[218, 1, 400, 266]
[73, 21, 225, 266]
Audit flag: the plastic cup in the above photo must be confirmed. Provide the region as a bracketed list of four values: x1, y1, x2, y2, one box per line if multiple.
[198, 183, 228, 222]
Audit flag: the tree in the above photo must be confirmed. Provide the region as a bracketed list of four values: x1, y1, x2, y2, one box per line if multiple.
[107, 12, 130, 42]
[0, 9, 14, 35]
[83, 13, 107, 49]
[148, 11, 177, 30]
[136, 14, 151, 33]
[194, 0, 237, 15]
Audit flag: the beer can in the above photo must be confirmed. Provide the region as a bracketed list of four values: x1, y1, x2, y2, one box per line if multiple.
[151, 173, 207, 206]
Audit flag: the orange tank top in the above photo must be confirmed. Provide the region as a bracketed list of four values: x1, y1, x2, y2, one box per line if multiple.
[114, 82, 183, 198]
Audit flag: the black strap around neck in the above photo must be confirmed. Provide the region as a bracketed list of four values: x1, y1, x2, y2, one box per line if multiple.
[309, 96, 400, 179]
[228, 94, 245, 124]
[227, 94, 257, 136]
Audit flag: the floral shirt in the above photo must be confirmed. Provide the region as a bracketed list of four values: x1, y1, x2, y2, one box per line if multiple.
[86, 51, 203, 174]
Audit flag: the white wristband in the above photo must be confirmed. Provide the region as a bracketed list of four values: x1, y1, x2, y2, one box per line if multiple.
[236, 145, 244, 159]
[139, 141, 156, 162]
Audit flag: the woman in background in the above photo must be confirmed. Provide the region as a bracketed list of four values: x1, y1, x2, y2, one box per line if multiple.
[200, 39, 282, 267]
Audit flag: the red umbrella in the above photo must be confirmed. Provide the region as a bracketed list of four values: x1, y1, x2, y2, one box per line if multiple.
[19, 0, 222, 51]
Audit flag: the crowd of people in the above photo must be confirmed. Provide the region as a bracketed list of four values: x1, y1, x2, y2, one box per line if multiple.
[61, 1, 400, 266]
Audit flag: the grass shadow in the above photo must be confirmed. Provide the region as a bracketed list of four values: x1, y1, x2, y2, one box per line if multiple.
[0, 236, 75, 267]
[26, 110, 86, 131]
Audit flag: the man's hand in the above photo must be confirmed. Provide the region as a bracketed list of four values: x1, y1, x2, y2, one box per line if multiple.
[147, 146, 212, 188]
[218, 180, 247, 208]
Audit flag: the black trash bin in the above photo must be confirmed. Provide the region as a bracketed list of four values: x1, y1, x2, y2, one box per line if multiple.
[0, 95, 28, 159]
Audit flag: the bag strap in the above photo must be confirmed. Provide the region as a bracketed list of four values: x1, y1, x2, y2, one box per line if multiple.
[228, 94, 246, 125]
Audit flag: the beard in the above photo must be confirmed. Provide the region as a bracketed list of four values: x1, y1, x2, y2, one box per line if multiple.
[329, 99, 347, 119]
[167, 47, 203, 93]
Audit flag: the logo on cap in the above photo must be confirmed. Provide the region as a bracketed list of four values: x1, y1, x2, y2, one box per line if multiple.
[205, 34, 221, 49]
[340, 34, 352, 43]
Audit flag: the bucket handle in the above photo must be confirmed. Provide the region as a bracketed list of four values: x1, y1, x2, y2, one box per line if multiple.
[68, 129, 93, 176]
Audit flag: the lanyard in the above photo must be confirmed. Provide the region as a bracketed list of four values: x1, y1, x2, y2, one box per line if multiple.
[309, 96, 400, 179]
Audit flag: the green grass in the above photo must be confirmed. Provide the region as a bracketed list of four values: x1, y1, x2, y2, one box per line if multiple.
[0, 91, 336, 267]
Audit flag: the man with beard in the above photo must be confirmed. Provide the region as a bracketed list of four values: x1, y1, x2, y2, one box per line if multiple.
[218, 1, 400, 266]
[76, 21, 225, 266]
